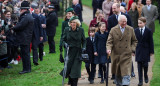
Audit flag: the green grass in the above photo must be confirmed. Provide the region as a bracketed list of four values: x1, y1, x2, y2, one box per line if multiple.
[0, 18, 89, 86]
[150, 20, 160, 86]
[82, 0, 92, 8]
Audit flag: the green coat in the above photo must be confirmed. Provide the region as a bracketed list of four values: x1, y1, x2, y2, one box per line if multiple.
[61, 27, 86, 78]
[59, 19, 69, 47]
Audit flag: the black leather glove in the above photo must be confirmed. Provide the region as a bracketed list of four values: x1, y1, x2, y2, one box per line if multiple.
[64, 43, 68, 48]
[59, 46, 63, 52]
[59, 52, 64, 63]
[82, 48, 86, 53]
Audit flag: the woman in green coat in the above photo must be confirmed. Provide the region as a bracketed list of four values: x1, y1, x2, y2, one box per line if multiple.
[59, 7, 75, 50]
[61, 16, 86, 86]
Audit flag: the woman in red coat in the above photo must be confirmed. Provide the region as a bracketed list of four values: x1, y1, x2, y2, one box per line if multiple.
[89, 10, 108, 35]
[128, 0, 134, 11]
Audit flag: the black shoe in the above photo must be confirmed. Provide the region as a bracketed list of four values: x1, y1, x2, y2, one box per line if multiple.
[138, 82, 143, 86]
[145, 76, 149, 83]
[34, 63, 39, 66]
[19, 70, 31, 74]
[68, 80, 71, 85]
[111, 75, 115, 80]
[6, 65, 12, 69]
[100, 80, 104, 84]
[131, 72, 136, 77]
[90, 80, 94, 84]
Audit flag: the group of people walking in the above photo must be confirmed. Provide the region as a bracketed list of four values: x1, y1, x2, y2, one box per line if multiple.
[0, 0, 159, 86]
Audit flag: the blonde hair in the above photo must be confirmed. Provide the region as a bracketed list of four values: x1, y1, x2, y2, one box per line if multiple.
[68, 19, 81, 27]
[95, 9, 103, 18]
[131, 2, 137, 10]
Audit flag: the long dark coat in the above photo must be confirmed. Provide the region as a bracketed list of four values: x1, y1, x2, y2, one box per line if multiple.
[32, 13, 43, 44]
[134, 27, 154, 62]
[60, 19, 69, 47]
[94, 31, 109, 64]
[107, 12, 132, 32]
[46, 10, 58, 36]
[86, 37, 94, 63]
[72, 4, 83, 22]
[128, 9, 139, 29]
[13, 11, 34, 45]
[39, 14, 47, 43]
[61, 27, 86, 78]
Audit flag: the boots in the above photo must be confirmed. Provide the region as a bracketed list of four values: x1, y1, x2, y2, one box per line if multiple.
[70, 78, 78, 86]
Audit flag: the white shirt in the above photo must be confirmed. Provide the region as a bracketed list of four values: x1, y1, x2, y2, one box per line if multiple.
[139, 26, 145, 35]
[90, 37, 94, 42]
[147, 4, 151, 10]
[119, 25, 125, 34]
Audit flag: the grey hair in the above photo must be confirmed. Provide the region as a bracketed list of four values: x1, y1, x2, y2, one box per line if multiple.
[68, 19, 81, 27]
[118, 15, 127, 22]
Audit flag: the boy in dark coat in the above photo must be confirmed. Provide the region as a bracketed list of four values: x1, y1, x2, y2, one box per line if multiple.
[85, 27, 96, 84]
[134, 17, 154, 86]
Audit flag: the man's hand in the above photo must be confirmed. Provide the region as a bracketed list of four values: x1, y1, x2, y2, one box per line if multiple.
[40, 37, 43, 41]
[107, 50, 111, 55]
[94, 52, 98, 56]
[0, 40, 2, 44]
[42, 24, 46, 28]
[2, 36, 6, 39]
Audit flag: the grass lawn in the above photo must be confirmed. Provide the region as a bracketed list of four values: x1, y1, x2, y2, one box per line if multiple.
[0, 18, 89, 86]
[150, 20, 160, 86]
[81, 0, 92, 8]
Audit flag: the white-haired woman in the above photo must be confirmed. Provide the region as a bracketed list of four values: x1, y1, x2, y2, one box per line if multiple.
[61, 16, 86, 86]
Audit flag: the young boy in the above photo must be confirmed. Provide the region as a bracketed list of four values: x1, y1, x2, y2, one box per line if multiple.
[134, 17, 154, 86]
[85, 27, 96, 84]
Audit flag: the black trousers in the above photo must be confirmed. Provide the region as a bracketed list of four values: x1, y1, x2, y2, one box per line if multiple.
[0, 54, 8, 68]
[48, 36, 55, 53]
[99, 63, 106, 80]
[7, 45, 18, 62]
[20, 45, 31, 71]
[38, 43, 44, 61]
[70, 78, 78, 86]
[137, 62, 148, 82]
[32, 38, 39, 64]
[85, 62, 96, 80]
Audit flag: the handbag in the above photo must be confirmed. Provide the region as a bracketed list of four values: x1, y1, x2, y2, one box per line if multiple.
[80, 54, 89, 62]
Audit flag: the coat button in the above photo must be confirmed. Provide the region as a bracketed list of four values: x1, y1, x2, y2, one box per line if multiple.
[119, 47, 121, 48]
[126, 47, 127, 48]
[126, 40, 127, 41]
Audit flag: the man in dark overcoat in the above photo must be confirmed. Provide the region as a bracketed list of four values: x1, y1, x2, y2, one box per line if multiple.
[92, 0, 104, 18]
[46, 4, 58, 53]
[31, 12, 43, 65]
[13, 1, 34, 74]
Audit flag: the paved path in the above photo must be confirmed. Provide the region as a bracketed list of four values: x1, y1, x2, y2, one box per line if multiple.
[66, 6, 155, 86]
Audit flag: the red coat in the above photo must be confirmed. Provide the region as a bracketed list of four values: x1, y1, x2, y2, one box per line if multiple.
[128, 0, 133, 11]
[88, 18, 108, 35]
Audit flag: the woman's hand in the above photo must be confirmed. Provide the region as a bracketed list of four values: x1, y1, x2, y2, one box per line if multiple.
[94, 52, 98, 56]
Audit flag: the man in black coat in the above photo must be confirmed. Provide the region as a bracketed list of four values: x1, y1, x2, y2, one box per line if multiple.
[31, 12, 43, 65]
[92, 0, 104, 18]
[72, 0, 83, 22]
[13, 1, 34, 74]
[108, 3, 132, 33]
[134, 17, 154, 85]
[46, 4, 58, 53]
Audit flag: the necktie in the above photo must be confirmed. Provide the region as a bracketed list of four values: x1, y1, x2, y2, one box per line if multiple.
[147, 5, 150, 10]
[116, 15, 119, 20]
[92, 37, 94, 42]
[140, 29, 143, 37]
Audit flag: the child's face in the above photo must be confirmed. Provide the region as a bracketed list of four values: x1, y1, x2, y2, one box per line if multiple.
[89, 31, 95, 37]
[138, 20, 146, 28]
[100, 24, 106, 32]
[66, 12, 74, 19]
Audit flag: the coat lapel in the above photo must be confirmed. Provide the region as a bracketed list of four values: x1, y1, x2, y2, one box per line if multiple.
[115, 25, 123, 39]
[121, 26, 128, 39]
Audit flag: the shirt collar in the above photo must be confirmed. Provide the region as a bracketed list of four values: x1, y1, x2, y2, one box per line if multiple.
[119, 25, 125, 29]
[147, 4, 151, 7]
[139, 26, 145, 30]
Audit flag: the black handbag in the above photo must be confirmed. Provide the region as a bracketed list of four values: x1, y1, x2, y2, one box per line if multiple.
[80, 54, 89, 62]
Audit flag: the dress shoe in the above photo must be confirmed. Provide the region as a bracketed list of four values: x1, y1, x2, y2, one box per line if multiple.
[100, 79, 104, 84]
[145, 76, 149, 83]
[34, 63, 39, 66]
[90, 80, 94, 84]
[49, 51, 56, 54]
[19, 71, 31, 74]
[138, 82, 143, 86]
[111, 75, 115, 80]
[131, 72, 136, 77]
[6, 65, 12, 69]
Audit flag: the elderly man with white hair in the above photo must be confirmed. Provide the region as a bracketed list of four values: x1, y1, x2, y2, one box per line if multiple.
[106, 15, 137, 86]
